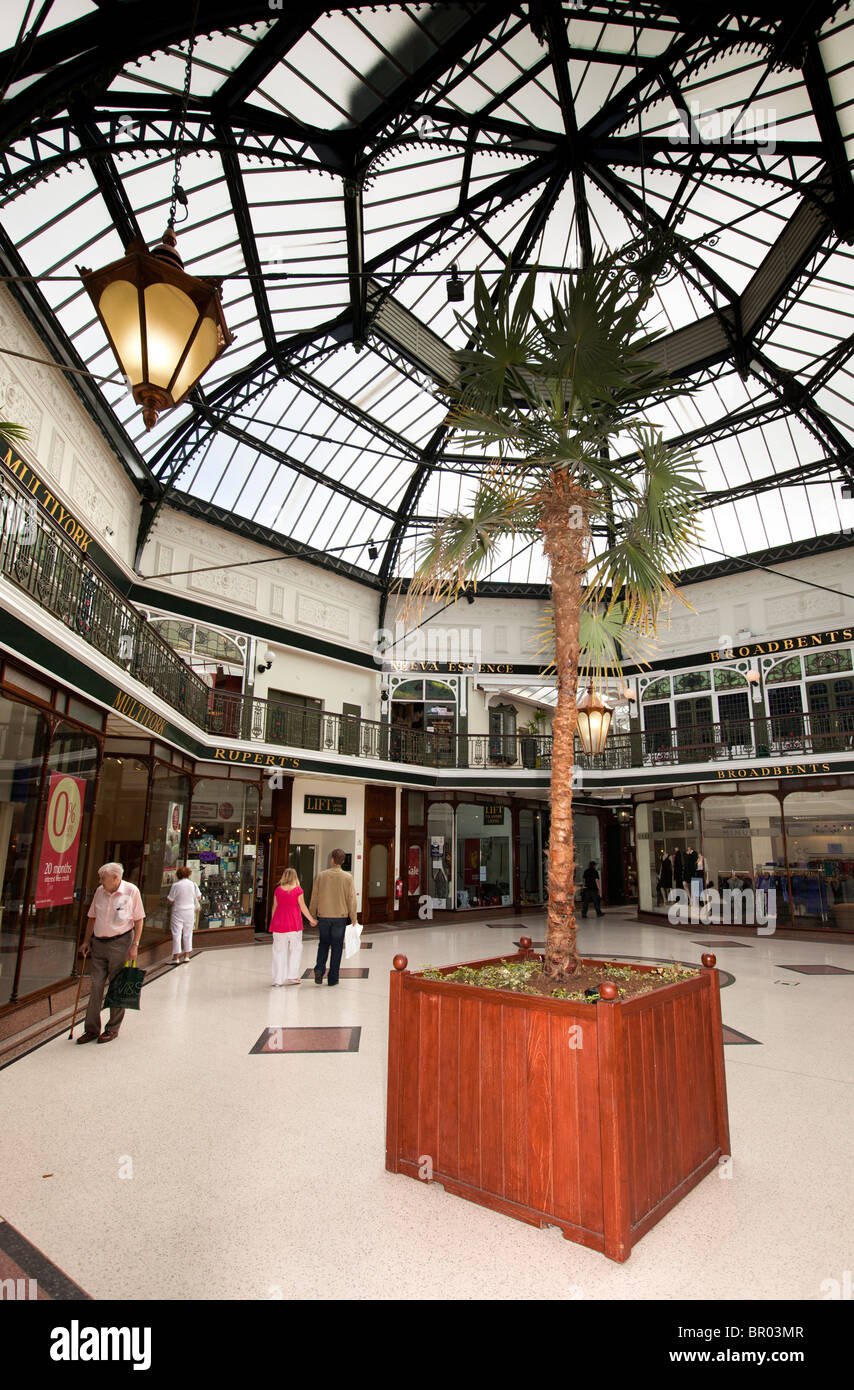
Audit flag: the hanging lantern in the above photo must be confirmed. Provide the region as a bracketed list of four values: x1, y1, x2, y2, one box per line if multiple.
[575, 680, 614, 755]
[79, 226, 234, 429]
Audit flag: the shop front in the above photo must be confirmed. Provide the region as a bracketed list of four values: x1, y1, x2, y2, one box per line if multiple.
[635, 776, 854, 930]
[188, 779, 260, 931]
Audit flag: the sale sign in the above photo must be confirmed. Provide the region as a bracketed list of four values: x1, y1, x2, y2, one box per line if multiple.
[34, 774, 86, 909]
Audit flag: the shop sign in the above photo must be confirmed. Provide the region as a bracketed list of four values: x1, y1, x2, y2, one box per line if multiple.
[407, 846, 421, 895]
[192, 802, 219, 819]
[483, 804, 505, 825]
[218, 802, 235, 820]
[715, 762, 832, 780]
[709, 628, 854, 662]
[214, 748, 301, 769]
[34, 774, 86, 908]
[112, 691, 167, 736]
[1, 447, 92, 551]
[304, 795, 346, 815]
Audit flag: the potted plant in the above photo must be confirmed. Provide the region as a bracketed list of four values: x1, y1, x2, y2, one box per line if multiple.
[387, 252, 730, 1260]
[520, 709, 546, 768]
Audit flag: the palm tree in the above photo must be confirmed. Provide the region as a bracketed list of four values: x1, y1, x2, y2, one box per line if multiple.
[405, 252, 703, 982]
[0, 421, 28, 444]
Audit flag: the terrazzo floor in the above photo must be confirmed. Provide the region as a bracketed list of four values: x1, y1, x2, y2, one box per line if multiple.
[2, 910, 852, 1302]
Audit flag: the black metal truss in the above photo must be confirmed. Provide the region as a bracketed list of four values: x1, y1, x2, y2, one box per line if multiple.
[0, 0, 852, 599]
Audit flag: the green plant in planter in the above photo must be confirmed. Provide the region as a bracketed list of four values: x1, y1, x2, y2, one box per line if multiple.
[405, 251, 703, 983]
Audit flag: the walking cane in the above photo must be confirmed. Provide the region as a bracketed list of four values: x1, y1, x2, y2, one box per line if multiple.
[68, 951, 88, 1040]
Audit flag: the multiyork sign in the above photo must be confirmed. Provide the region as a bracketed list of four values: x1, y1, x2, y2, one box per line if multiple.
[2, 447, 93, 551]
[709, 628, 854, 662]
[112, 692, 167, 736]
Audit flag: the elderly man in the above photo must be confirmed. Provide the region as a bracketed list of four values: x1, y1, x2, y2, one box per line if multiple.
[309, 849, 358, 987]
[77, 862, 145, 1044]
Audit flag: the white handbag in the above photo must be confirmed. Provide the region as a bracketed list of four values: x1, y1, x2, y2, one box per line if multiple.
[343, 921, 363, 959]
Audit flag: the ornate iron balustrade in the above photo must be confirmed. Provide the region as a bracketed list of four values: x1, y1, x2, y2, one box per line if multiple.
[4, 470, 852, 773]
[1, 470, 210, 725]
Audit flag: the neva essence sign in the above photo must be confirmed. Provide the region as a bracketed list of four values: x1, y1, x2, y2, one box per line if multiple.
[34, 774, 86, 909]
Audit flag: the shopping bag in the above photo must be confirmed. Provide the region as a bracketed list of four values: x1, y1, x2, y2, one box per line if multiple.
[104, 961, 146, 1010]
[343, 922, 362, 959]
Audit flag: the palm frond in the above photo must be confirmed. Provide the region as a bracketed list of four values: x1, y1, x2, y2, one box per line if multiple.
[0, 421, 29, 444]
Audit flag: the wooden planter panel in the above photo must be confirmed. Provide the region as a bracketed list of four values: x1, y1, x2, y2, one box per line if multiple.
[387, 954, 730, 1262]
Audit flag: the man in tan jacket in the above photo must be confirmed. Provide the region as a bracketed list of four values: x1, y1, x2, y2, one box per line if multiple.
[309, 849, 358, 986]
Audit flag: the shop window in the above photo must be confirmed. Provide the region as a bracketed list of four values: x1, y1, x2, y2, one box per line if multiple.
[783, 789, 854, 927]
[90, 757, 149, 894]
[265, 690, 322, 750]
[519, 809, 545, 905]
[700, 793, 783, 904]
[718, 691, 752, 750]
[188, 780, 260, 931]
[427, 803, 453, 911]
[16, 723, 100, 999]
[635, 798, 698, 914]
[140, 766, 191, 942]
[767, 685, 804, 749]
[806, 678, 854, 753]
[714, 668, 747, 690]
[488, 703, 517, 766]
[643, 703, 673, 759]
[407, 791, 425, 826]
[455, 803, 512, 910]
[642, 676, 672, 702]
[765, 656, 802, 684]
[673, 670, 711, 695]
[804, 649, 853, 677]
[0, 696, 50, 1006]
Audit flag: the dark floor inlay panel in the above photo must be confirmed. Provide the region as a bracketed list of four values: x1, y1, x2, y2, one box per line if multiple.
[250, 1026, 361, 1054]
[301, 968, 369, 979]
[779, 963, 854, 975]
[360, 941, 373, 949]
[0, 1218, 91, 1300]
[694, 940, 754, 948]
[722, 1025, 762, 1045]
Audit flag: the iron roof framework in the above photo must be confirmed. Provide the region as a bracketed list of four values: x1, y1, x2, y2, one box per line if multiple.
[0, 1, 853, 603]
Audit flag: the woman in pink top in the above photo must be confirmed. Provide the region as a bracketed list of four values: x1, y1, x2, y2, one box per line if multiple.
[269, 867, 317, 986]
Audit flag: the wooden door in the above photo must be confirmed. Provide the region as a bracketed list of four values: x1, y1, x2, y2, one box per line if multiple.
[364, 835, 394, 924]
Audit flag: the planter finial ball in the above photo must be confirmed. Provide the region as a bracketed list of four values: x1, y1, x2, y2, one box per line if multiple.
[519, 936, 532, 951]
[599, 981, 618, 1001]
[393, 954, 408, 972]
[701, 953, 716, 969]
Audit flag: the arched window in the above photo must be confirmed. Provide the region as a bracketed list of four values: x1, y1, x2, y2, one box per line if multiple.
[488, 703, 517, 765]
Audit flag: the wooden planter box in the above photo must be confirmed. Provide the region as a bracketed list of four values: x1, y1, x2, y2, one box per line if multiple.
[386, 948, 730, 1262]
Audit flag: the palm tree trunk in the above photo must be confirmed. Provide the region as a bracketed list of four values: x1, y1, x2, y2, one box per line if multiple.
[540, 472, 588, 980]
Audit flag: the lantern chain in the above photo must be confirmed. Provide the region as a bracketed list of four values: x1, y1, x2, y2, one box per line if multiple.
[168, 0, 201, 229]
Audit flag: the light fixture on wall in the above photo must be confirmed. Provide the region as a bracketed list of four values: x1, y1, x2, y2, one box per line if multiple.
[575, 681, 614, 755]
[368, 540, 379, 560]
[745, 670, 760, 685]
[77, 21, 233, 429]
[257, 649, 275, 673]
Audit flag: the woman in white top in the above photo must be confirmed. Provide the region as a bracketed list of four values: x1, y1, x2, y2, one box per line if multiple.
[166, 866, 201, 963]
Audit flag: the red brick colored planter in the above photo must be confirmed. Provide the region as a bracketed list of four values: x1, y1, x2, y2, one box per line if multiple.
[385, 947, 730, 1262]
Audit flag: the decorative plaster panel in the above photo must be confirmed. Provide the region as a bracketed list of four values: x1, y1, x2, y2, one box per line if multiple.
[188, 558, 258, 607]
[270, 584, 285, 618]
[297, 592, 349, 638]
[765, 590, 843, 628]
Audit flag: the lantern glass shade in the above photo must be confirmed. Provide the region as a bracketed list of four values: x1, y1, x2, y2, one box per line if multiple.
[576, 683, 614, 755]
[79, 229, 233, 429]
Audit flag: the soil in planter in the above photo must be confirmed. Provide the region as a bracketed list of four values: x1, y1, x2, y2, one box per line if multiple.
[420, 958, 698, 1002]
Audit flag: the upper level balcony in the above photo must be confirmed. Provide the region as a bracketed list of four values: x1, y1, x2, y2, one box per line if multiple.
[3, 466, 853, 777]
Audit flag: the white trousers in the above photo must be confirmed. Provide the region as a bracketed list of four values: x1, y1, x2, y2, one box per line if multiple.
[170, 914, 194, 954]
[272, 930, 303, 984]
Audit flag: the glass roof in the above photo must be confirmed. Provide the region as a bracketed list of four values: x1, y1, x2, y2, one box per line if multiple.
[1, 1, 853, 591]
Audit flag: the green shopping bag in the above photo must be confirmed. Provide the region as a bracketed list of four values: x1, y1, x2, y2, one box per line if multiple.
[104, 961, 146, 1011]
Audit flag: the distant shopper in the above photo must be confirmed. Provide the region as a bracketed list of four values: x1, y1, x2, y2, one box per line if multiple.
[659, 852, 673, 898]
[581, 860, 603, 918]
[77, 862, 144, 1045]
[270, 867, 317, 986]
[671, 847, 684, 891]
[309, 849, 358, 987]
[166, 866, 201, 963]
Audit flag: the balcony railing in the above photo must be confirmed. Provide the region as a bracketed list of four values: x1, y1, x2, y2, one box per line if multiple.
[1, 468, 210, 725]
[3, 468, 853, 774]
